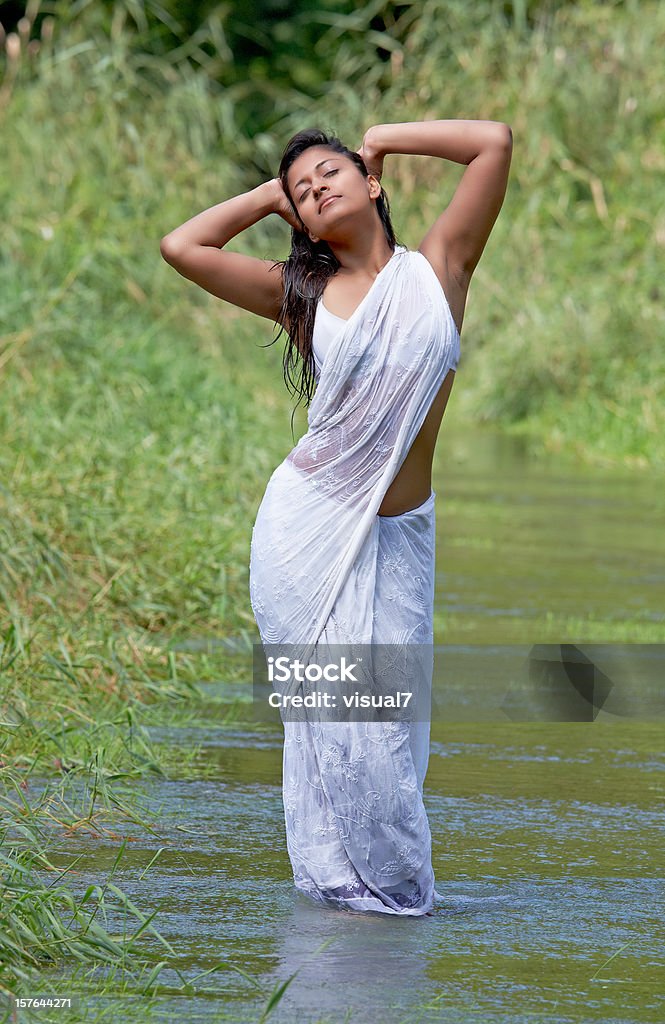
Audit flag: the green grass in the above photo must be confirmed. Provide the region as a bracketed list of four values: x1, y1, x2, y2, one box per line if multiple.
[0, 763, 173, 1006]
[1, 0, 663, 1011]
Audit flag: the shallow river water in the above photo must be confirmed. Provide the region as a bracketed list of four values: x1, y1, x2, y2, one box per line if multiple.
[44, 427, 664, 1023]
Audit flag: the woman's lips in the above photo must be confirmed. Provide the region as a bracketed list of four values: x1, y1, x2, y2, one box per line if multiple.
[319, 195, 341, 213]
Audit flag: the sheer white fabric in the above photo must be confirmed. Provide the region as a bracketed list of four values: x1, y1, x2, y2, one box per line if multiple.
[249, 245, 460, 915]
[311, 296, 347, 375]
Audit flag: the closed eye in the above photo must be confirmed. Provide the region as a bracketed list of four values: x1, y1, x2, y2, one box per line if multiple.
[298, 168, 338, 203]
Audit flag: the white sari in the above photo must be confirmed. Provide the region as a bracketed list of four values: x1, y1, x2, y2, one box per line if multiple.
[249, 245, 460, 914]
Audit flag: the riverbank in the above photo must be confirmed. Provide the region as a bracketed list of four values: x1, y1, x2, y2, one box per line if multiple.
[2, 1, 663, 471]
[2, 0, 663, 1010]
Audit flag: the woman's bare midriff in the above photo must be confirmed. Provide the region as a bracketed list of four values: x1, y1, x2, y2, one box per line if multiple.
[377, 366, 456, 517]
[377, 254, 465, 517]
[287, 255, 465, 518]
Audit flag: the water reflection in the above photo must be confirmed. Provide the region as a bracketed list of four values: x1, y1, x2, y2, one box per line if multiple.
[42, 718, 664, 1023]
[250, 885, 525, 1023]
[42, 425, 665, 1022]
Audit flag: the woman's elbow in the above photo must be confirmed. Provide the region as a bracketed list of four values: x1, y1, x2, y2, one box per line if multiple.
[160, 234, 186, 264]
[497, 123, 513, 150]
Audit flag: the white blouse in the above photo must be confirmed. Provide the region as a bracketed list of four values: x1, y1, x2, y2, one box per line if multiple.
[312, 296, 348, 374]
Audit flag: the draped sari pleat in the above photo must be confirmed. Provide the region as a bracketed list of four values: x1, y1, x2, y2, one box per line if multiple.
[249, 246, 460, 914]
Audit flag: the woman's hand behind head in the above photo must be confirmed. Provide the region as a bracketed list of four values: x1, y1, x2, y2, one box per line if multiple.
[356, 132, 384, 182]
[268, 177, 303, 231]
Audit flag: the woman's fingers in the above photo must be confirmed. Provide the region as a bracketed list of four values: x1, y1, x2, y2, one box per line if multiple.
[270, 178, 302, 230]
[357, 145, 384, 182]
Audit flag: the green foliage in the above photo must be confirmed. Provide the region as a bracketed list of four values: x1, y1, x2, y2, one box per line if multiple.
[0, 0, 663, 995]
[0, 765, 173, 996]
[3, 0, 422, 138]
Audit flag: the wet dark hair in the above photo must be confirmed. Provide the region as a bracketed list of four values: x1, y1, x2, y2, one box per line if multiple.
[267, 127, 398, 434]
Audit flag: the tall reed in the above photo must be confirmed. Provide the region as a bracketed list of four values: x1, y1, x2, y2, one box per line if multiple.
[1, 0, 662, 1004]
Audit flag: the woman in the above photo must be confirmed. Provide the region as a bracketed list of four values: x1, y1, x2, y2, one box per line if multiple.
[160, 119, 513, 915]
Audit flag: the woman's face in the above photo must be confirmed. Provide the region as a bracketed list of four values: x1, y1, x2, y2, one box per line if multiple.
[285, 146, 379, 242]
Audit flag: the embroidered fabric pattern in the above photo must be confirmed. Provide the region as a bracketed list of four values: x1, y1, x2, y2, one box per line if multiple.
[249, 246, 460, 915]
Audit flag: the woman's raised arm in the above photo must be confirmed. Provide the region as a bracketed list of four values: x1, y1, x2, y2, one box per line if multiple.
[159, 179, 299, 323]
[359, 119, 513, 285]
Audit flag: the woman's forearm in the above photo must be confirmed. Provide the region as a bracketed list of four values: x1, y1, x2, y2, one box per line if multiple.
[364, 119, 512, 167]
[160, 180, 278, 253]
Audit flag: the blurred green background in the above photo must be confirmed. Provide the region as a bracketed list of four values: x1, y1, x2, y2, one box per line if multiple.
[1, 0, 664, 1005]
[3, 0, 663, 470]
[2, 0, 662, 705]
[2, 0, 663, 742]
